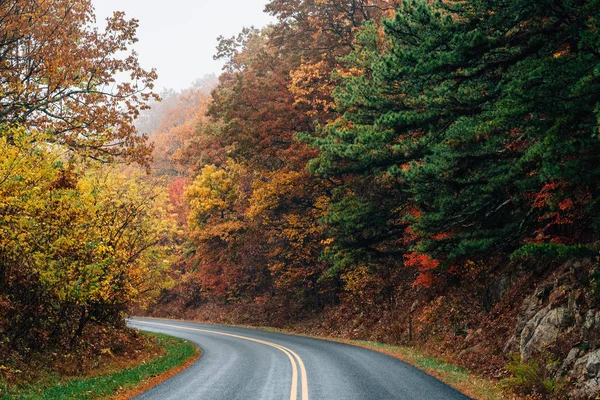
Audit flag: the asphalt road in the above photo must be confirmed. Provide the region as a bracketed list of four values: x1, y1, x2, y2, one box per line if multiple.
[128, 317, 471, 400]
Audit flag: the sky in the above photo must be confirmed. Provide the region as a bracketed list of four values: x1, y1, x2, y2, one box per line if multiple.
[92, 0, 274, 92]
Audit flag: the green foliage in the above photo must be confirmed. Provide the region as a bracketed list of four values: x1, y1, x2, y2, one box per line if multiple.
[511, 243, 596, 261]
[304, 0, 600, 284]
[501, 356, 542, 395]
[501, 355, 565, 397]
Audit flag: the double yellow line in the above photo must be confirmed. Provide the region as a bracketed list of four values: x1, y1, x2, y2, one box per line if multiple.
[134, 320, 309, 400]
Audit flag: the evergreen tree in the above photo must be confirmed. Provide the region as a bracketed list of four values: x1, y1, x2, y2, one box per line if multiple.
[305, 0, 600, 282]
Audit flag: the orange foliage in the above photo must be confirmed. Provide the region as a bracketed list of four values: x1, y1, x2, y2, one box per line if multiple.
[413, 272, 436, 289]
[0, 0, 157, 165]
[404, 252, 441, 272]
[151, 92, 218, 175]
[167, 177, 188, 227]
[289, 60, 337, 120]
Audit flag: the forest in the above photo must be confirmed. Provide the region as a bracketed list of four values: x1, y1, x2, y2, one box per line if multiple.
[2, 0, 600, 398]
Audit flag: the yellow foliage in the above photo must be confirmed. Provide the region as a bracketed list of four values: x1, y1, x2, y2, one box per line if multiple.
[342, 266, 372, 295]
[247, 170, 303, 218]
[185, 162, 246, 231]
[289, 60, 336, 118]
[0, 126, 175, 310]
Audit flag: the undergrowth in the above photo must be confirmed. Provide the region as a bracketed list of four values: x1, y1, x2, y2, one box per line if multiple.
[1, 332, 197, 400]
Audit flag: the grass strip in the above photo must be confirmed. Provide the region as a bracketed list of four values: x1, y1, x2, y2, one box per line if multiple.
[3, 332, 199, 400]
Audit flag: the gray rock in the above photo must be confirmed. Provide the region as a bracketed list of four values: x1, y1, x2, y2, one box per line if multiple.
[520, 306, 550, 348]
[577, 377, 600, 399]
[559, 347, 582, 376]
[567, 289, 581, 311]
[569, 351, 600, 399]
[586, 349, 600, 378]
[584, 309, 600, 332]
[572, 353, 590, 378]
[503, 335, 519, 354]
[520, 307, 572, 361]
[516, 294, 543, 335]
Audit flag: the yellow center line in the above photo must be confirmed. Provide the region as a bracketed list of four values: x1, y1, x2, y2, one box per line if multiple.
[133, 320, 309, 400]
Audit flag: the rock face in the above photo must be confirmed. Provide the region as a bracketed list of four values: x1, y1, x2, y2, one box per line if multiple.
[569, 349, 600, 398]
[519, 306, 573, 361]
[584, 309, 600, 333]
[506, 259, 600, 398]
[587, 350, 600, 377]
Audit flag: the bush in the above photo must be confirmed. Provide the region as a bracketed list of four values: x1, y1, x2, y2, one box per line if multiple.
[500, 355, 566, 398]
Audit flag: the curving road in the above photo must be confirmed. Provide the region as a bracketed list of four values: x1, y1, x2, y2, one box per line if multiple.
[128, 317, 471, 400]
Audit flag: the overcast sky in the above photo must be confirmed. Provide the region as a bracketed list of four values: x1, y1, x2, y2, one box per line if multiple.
[92, 0, 274, 91]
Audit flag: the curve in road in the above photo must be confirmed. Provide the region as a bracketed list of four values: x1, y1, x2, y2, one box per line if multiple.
[128, 317, 471, 400]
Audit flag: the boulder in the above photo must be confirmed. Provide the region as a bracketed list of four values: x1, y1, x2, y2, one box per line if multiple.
[580, 378, 600, 399]
[520, 306, 572, 361]
[515, 293, 544, 335]
[583, 309, 600, 333]
[559, 347, 582, 376]
[572, 353, 590, 379]
[585, 349, 600, 378]
[570, 349, 600, 399]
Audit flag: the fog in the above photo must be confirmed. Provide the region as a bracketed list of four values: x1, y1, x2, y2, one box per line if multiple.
[92, 0, 274, 91]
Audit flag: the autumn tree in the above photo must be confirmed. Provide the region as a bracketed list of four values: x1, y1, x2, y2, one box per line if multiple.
[167, 22, 329, 314]
[0, 0, 158, 164]
[267, 0, 401, 125]
[184, 162, 273, 301]
[151, 90, 215, 176]
[173, 1, 412, 315]
[211, 28, 313, 171]
[0, 126, 174, 352]
[246, 170, 332, 310]
[0, 0, 174, 363]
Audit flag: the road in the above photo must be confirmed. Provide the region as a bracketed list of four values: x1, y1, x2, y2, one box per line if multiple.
[128, 317, 471, 400]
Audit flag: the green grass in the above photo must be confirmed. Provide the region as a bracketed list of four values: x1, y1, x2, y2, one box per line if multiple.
[2, 333, 198, 400]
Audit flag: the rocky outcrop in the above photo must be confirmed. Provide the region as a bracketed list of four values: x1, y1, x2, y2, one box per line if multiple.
[506, 259, 600, 398]
[583, 309, 600, 334]
[568, 348, 600, 398]
[519, 306, 573, 361]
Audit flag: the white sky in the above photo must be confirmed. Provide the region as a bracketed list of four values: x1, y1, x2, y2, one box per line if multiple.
[92, 0, 274, 91]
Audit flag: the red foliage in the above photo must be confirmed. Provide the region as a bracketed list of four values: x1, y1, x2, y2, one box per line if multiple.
[167, 177, 188, 227]
[559, 198, 574, 211]
[532, 180, 562, 209]
[504, 128, 530, 152]
[413, 272, 435, 288]
[168, 178, 186, 208]
[404, 252, 440, 272]
[448, 265, 461, 276]
[431, 231, 453, 241]
[529, 180, 593, 244]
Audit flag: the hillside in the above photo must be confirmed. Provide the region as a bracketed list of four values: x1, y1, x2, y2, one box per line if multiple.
[138, 1, 600, 398]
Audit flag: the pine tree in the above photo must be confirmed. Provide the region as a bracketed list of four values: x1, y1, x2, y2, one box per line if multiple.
[304, 0, 600, 283]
